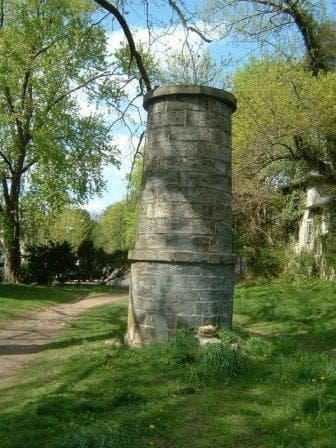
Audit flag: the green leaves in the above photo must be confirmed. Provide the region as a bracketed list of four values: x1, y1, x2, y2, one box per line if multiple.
[0, 0, 119, 208]
[233, 59, 336, 183]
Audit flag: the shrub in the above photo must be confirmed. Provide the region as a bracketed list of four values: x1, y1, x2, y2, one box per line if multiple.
[25, 241, 76, 285]
[280, 247, 320, 282]
[77, 239, 129, 284]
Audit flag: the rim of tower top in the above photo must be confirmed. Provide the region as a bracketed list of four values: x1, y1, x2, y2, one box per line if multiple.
[143, 84, 237, 112]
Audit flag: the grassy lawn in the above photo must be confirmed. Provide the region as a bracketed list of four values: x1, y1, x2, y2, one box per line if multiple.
[234, 280, 336, 351]
[0, 280, 335, 447]
[0, 284, 117, 322]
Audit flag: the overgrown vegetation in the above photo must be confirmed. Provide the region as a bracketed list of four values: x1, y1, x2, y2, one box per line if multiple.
[0, 281, 335, 447]
[17, 240, 129, 286]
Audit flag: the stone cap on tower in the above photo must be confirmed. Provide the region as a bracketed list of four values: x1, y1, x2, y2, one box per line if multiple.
[143, 84, 237, 112]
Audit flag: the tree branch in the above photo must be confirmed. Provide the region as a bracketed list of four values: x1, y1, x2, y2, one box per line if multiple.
[42, 70, 112, 118]
[167, 0, 212, 43]
[3, 86, 24, 143]
[0, 150, 13, 173]
[1, 172, 9, 202]
[93, 0, 152, 92]
[235, 0, 326, 74]
[22, 158, 37, 174]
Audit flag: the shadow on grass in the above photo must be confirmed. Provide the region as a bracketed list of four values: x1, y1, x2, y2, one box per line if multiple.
[0, 297, 128, 356]
[234, 282, 336, 352]
[1, 285, 336, 447]
[0, 284, 82, 302]
[0, 352, 335, 448]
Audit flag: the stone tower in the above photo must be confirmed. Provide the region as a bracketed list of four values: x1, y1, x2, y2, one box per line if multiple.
[126, 84, 236, 347]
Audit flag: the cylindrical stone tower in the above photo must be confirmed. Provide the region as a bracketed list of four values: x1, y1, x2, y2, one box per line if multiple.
[126, 84, 236, 347]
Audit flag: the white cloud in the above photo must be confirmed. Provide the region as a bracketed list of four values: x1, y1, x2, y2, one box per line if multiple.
[106, 23, 205, 71]
[83, 199, 107, 217]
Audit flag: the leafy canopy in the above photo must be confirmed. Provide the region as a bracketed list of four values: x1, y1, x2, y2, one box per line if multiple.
[0, 0, 120, 210]
[233, 58, 336, 186]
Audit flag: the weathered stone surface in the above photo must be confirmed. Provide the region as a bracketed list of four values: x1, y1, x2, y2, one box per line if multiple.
[126, 84, 236, 346]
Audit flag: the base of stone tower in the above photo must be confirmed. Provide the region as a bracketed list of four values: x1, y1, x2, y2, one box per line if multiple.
[125, 250, 235, 347]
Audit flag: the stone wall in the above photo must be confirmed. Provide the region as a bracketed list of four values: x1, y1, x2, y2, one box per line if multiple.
[126, 85, 237, 347]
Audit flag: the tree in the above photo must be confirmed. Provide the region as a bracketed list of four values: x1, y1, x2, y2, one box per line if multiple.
[230, 57, 335, 275]
[204, 0, 336, 75]
[77, 238, 97, 282]
[0, 0, 121, 282]
[161, 46, 226, 86]
[93, 0, 218, 91]
[232, 59, 336, 190]
[77, 238, 129, 284]
[94, 155, 143, 253]
[41, 208, 94, 251]
[94, 201, 128, 252]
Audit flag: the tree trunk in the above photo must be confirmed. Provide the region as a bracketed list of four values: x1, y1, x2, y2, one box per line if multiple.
[3, 201, 21, 283]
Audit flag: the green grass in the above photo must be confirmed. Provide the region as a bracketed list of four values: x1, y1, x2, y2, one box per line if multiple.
[0, 280, 335, 447]
[234, 279, 336, 351]
[0, 284, 118, 321]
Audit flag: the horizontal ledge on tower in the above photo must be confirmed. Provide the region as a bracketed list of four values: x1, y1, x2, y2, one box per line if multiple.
[128, 249, 236, 265]
[143, 84, 237, 112]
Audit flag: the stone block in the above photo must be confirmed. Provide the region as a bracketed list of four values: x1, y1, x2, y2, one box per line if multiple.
[155, 217, 194, 234]
[169, 126, 211, 142]
[185, 110, 223, 128]
[176, 314, 203, 328]
[137, 219, 156, 234]
[187, 275, 211, 289]
[210, 275, 226, 290]
[194, 141, 231, 161]
[194, 301, 215, 315]
[210, 129, 230, 145]
[154, 140, 193, 157]
[164, 95, 209, 112]
[148, 110, 186, 127]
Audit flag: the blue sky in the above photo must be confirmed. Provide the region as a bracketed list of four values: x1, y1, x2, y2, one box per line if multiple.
[83, 0, 335, 216]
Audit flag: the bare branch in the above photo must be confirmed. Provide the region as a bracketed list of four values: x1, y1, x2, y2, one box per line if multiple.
[233, 0, 327, 74]
[93, 0, 152, 92]
[126, 130, 145, 200]
[167, 0, 212, 43]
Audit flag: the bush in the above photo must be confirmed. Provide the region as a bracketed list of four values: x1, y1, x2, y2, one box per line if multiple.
[76, 239, 129, 284]
[281, 248, 320, 282]
[239, 246, 286, 279]
[25, 241, 77, 285]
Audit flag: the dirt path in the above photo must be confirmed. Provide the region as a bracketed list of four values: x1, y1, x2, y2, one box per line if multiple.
[0, 292, 128, 382]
